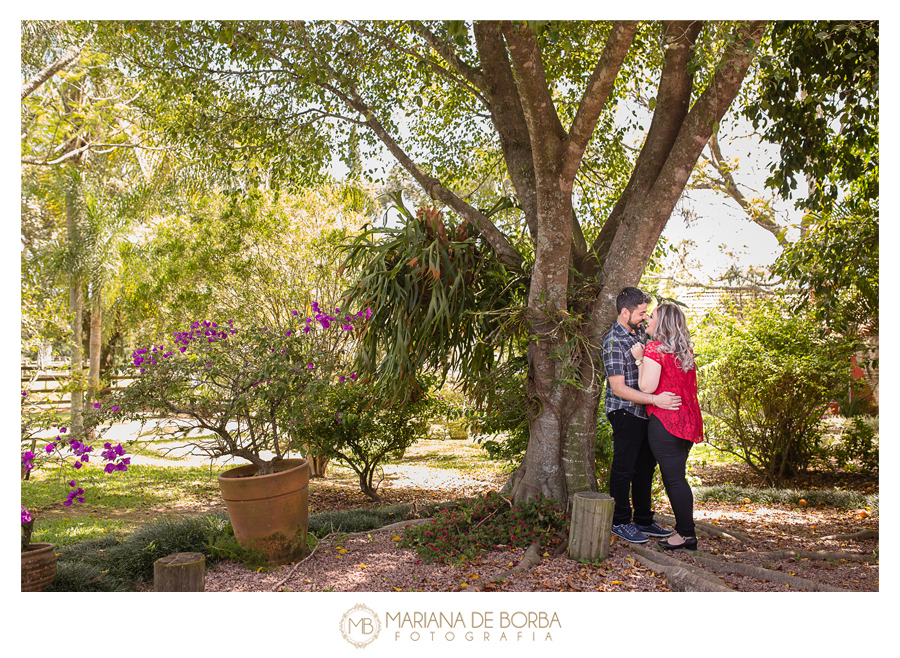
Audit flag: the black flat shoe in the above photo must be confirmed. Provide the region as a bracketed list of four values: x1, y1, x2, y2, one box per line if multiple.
[658, 536, 697, 551]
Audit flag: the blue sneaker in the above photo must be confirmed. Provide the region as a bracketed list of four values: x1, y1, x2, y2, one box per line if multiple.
[637, 522, 674, 538]
[611, 523, 649, 544]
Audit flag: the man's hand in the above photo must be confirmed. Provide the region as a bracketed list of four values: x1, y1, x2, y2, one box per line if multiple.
[654, 391, 681, 410]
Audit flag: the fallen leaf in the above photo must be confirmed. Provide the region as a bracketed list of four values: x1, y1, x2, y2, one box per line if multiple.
[359, 564, 367, 569]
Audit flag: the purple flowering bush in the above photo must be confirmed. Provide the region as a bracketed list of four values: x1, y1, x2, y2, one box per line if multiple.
[93, 303, 372, 476]
[21, 389, 130, 546]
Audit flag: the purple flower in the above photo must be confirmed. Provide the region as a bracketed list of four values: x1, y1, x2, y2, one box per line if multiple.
[21, 506, 32, 524]
[350, 373, 357, 380]
[292, 310, 298, 316]
[286, 330, 292, 336]
[111, 405, 119, 413]
[308, 363, 315, 370]
[339, 376, 346, 383]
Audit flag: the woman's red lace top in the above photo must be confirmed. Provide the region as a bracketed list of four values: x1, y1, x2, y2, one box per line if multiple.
[644, 341, 704, 443]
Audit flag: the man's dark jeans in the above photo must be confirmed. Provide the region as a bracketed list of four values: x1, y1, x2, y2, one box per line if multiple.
[607, 409, 656, 526]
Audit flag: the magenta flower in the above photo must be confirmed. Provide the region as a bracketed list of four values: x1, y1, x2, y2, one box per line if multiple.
[308, 363, 315, 370]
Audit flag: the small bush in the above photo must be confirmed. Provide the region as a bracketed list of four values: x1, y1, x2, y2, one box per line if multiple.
[829, 415, 879, 472]
[399, 492, 569, 564]
[50, 513, 237, 590]
[300, 376, 436, 501]
[697, 300, 858, 486]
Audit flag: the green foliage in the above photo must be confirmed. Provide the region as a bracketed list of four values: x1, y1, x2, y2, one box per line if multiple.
[773, 200, 878, 337]
[697, 300, 857, 486]
[300, 375, 436, 500]
[48, 513, 237, 591]
[744, 20, 878, 209]
[341, 199, 529, 400]
[827, 416, 879, 473]
[399, 491, 569, 564]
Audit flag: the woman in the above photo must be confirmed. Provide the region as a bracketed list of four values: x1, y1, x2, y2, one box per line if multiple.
[630, 303, 703, 550]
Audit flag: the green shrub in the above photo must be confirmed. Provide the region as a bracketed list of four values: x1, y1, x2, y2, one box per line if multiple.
[49, 513, 237, 590]
[299, 376, 435, 501]
[399, 491, 569, 564]
[697, 300, 857, 486]
[828, 415, 879, 472]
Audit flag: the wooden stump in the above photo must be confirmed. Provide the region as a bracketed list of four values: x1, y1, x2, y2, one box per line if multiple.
[153, 553, 206, 592]
[567, 492, 615, 562]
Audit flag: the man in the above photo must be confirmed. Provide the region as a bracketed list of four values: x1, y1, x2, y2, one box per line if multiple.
[601, 287, 681, 543]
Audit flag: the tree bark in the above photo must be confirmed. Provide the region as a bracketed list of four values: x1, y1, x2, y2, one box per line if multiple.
[66, 165, 84, 435]
[88, 283, 102, 402]
[567, 492, 615, 561]
[153, 552, 206, 592]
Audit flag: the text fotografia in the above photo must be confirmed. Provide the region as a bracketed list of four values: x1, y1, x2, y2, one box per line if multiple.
[387, 611, 561, 642]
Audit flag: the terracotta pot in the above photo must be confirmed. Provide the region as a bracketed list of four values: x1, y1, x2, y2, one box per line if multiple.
[22, 543, 57, 592]
[217, 458, 309, 564]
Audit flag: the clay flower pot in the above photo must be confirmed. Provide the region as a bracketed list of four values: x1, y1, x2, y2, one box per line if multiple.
[217, 458, 309, 564]
[22, 543, 57, 592]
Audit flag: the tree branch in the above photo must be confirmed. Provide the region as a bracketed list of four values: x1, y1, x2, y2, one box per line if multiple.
[293, 21, 525, 271]
[21, 29, 95, 100]
[560, 21, 638, 189]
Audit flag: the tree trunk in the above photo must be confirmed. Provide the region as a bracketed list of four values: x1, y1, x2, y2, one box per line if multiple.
[66, 164, 84, 436]
[153, 552, 206, 592]
[567, 492, 615, 561]
[88, 282, 102, 402]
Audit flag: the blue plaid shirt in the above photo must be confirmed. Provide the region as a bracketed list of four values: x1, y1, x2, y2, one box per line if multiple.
[602, 321, 648, 419]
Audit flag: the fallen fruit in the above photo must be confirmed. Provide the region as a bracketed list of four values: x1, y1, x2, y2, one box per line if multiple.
[799, 499, 807, 507]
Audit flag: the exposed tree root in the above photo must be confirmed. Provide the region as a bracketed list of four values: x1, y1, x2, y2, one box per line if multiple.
[630, 545, 734, 592]
[691, 552, 852, 592]
[731, 549, 877, 564]
[653, 513, 749, 542]
[819, 528, 878, 542]
[469, 539, 542, 592]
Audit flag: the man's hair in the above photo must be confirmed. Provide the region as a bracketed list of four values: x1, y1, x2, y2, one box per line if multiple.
[616, 287, 651, 314]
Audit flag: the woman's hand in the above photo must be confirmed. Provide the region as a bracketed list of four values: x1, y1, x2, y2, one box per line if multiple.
[631, 343, 644, 361]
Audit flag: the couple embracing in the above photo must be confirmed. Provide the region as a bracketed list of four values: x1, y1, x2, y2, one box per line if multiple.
[601, 287, 703, 550]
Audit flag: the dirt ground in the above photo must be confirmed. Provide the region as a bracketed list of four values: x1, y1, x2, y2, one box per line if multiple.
[192, 440, 879, 593]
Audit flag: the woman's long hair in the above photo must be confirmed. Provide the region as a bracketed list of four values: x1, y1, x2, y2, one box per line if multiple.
[652, 303, 695, 372]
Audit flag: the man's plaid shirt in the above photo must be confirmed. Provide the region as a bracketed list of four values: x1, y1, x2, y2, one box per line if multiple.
[601, 321, 648, 419]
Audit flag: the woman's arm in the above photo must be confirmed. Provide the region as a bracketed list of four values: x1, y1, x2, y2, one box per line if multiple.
[631, 343, 662, 393]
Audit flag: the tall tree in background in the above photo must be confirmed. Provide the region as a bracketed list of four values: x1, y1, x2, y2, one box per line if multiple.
[116, 19, 765, 502]
[21, 20, 175, 425]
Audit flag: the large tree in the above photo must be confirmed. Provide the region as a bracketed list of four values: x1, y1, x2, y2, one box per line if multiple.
[116, 19, 765, 503]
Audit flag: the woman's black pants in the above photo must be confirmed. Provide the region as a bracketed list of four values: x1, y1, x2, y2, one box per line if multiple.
[647, 415, 696, 538]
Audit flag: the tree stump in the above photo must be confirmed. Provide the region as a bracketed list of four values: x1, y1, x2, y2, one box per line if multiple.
[153, 553, 206, 592]
[567, 492, 615, 562]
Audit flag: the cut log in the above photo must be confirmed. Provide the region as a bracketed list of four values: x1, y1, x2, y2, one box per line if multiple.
[567, 492, 614, 562]
[153, 552, 206, 592]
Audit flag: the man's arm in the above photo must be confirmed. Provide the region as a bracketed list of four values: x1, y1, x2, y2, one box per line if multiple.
[608, 375, 681, 410]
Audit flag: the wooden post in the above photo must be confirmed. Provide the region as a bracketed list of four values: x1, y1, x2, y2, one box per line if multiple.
[153, 553, 206, 592]
[567, 492, 615, 562]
